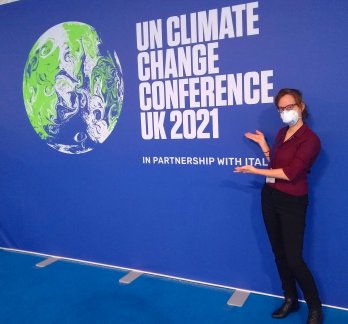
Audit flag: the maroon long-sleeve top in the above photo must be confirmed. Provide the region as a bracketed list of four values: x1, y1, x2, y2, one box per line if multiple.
[267, 123, 321, 196]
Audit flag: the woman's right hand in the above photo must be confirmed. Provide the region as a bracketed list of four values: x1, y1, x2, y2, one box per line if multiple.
[245, 130, 270, 154]
[245, 130, 266, 145]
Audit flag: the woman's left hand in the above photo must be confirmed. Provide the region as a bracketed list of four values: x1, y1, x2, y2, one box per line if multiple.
[234, 165, 257, 174]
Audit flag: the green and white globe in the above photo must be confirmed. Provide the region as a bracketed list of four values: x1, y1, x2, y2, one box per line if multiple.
[23, 22, 124, 154]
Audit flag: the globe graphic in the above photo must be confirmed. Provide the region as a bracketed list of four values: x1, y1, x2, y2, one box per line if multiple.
[23, 22, 124, 154]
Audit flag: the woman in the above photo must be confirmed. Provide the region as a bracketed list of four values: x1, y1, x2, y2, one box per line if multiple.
[235, 89, 322, 324]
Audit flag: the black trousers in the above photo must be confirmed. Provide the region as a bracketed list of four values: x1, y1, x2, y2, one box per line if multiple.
[261, 184, 321, 309]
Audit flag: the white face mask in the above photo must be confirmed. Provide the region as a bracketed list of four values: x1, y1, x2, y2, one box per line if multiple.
[280, 110, 299, 126]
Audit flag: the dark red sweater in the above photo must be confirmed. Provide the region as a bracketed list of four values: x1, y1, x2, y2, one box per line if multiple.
[267, 123, 321, 196]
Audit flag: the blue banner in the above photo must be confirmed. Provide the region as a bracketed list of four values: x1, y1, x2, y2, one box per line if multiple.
[0, 0, 347, 308]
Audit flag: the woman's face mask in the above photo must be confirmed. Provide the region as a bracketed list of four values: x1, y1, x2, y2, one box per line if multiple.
[280, 110, 300, 126]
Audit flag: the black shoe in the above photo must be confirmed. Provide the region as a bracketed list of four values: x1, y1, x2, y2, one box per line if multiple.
[272, 298, 299, 318]
[307, 308, 323, 324]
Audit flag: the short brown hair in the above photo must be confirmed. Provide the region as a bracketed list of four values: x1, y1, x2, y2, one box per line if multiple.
[274, 88, 309, 120]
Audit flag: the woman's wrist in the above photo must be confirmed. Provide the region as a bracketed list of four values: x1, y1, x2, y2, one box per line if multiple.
[262, 147, 270, 157]
[260, 141, 269, 152]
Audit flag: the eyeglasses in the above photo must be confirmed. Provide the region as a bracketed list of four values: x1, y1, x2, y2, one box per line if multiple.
[277, 103, 297, 113]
